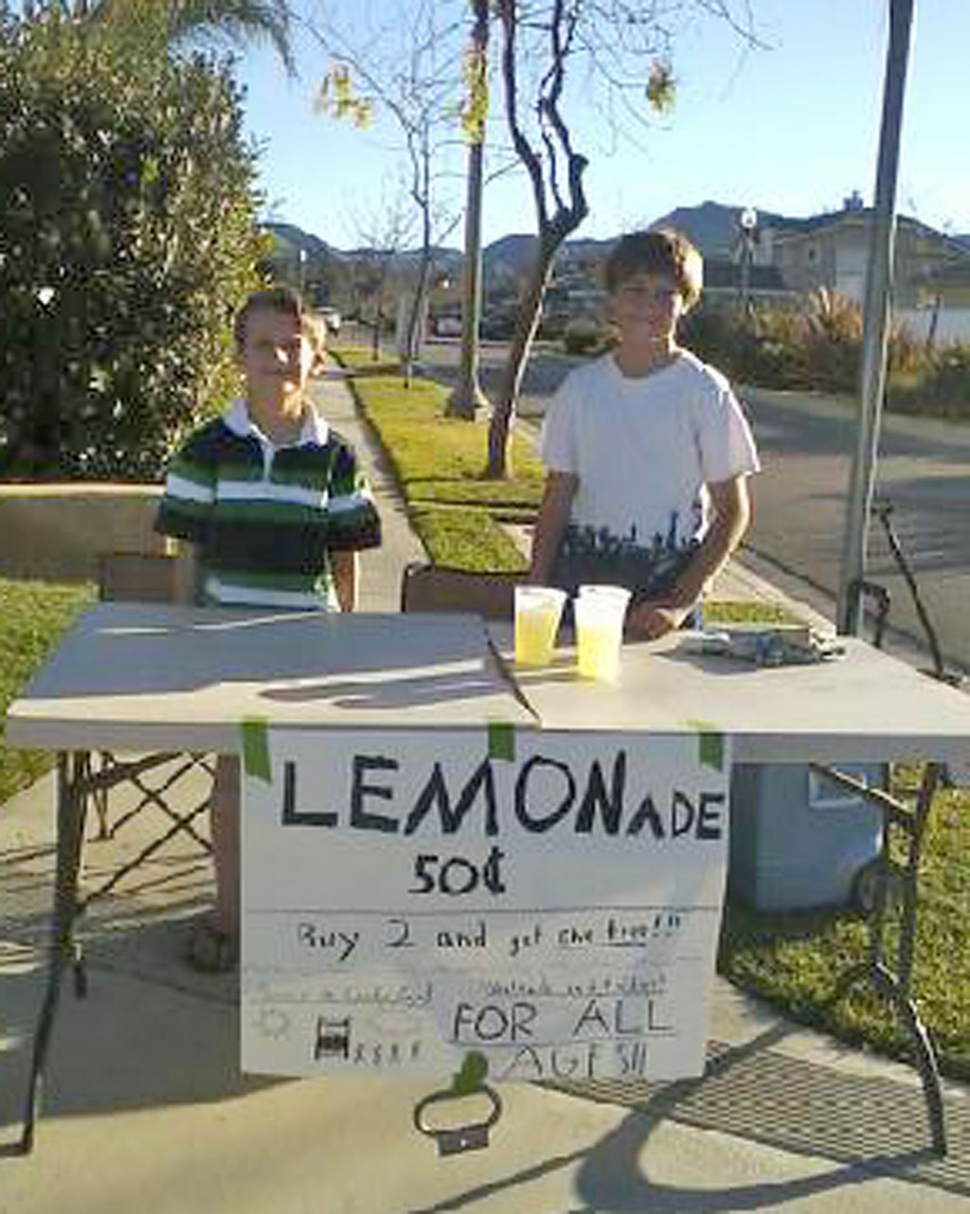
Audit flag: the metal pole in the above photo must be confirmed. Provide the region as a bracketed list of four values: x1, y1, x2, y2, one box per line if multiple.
[836, 0, 915, 635]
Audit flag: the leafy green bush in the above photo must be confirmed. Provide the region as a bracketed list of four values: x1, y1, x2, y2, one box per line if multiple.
[682, 302, 792, 387]
[797, 287, 864, 392]
[888, 341, 970, 418]
[684, 290, 970, 418]
[0, 11, 268, 482]
[926, 343, 970, 399]
[560, 314, 619, 357]
[560, 317, 602, 356]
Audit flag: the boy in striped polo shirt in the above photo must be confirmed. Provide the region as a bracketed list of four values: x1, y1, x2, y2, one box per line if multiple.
[156, 286, 381, 971]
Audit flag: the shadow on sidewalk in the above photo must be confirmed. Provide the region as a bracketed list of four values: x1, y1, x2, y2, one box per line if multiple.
[1, 910, 290, 1145]
[0, 822, 290, 1142]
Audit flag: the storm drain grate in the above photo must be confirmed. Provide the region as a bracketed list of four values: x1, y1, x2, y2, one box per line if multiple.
[541, 1040, 970, 1196]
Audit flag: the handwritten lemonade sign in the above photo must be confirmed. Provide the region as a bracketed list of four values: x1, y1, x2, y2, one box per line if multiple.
[241, 726, 731, 1082]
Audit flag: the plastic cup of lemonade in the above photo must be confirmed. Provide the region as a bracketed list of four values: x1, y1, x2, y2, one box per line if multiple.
[574, 585, 631, 681]
[514, 586, 567, 667]
[577, 584, 632, 612]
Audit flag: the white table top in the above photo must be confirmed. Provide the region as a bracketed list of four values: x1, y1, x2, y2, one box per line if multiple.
[494, 627, 970, 765]
[6, 604, 535, 753]
[9, 604, 970, 767]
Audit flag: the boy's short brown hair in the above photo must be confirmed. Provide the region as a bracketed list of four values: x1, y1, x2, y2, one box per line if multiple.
[604, 228, 703, 309]
[233, 286, 325, 352]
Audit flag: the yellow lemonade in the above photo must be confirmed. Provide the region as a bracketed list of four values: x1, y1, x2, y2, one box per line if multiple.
[577, 622, 622, 680]
[515, 603, 561, 666]
[575, 607, 624, 681]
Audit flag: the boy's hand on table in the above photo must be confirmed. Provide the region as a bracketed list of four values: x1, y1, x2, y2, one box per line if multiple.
[625, 597, 693, 641]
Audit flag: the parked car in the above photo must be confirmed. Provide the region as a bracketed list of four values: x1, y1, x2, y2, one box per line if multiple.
[434, 314, 463, 337]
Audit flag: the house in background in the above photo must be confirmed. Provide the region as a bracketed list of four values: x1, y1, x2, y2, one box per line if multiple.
[644, 197, 970, 342]
[763, 193, 970, 342]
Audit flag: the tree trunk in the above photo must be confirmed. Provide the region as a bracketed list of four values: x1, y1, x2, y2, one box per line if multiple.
[486, 0, 590, 476]
[485, 237, 557, 478]
[402, 207, 433, 387]
[446, 0, 490, 419]
[445, 135, 489, 419]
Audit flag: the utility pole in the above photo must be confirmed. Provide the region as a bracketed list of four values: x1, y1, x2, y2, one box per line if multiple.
[836, 0, 915, 635]
[446, 0, 490, 420]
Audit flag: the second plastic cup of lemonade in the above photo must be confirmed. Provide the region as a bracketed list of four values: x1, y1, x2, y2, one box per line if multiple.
[514, 586, 566, 666]
[575, 585, 630, 681]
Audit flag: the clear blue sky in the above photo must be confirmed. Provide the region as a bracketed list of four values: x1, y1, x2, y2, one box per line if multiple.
[235, 0, 970, 250]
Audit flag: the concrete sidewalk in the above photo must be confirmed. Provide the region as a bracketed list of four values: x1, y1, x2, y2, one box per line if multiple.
[1, 370, 967, 1211]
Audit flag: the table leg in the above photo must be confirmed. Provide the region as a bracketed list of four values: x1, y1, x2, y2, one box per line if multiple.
[897, 764, 940, 995]
[813, 761, 947, 1157]
[19, 752, 91, 1155]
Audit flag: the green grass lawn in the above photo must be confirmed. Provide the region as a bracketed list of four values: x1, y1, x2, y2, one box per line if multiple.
[336, 346, 542, 569]
[0, 578, 95, 803]
[334, 346, 970, 1081]
[720, 775, 970, 1080]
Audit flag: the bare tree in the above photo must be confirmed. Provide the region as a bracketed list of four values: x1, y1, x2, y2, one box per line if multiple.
[485, 0, 760, 478]
[311, 2, 467, 382]
[348, 182, 418, 360]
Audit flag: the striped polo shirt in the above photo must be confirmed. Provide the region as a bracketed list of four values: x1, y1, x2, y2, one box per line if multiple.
[155, 399, 381, 608]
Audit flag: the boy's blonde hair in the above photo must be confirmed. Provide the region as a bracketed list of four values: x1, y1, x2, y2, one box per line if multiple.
[604, 228, 703, 310]
[233, 286, 325, 352]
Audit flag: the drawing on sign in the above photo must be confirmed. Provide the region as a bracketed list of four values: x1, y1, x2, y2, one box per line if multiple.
[241, 728, 730, 1083]
[314, 1016, 351, 1060]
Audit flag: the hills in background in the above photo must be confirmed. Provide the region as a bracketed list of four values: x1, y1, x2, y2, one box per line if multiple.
[264, 201, 761, 278]
[264, 200, 970, 283]
[264, 221, 333, 262]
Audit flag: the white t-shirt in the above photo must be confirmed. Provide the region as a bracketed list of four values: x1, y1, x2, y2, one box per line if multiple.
[539, 349, 759, 593]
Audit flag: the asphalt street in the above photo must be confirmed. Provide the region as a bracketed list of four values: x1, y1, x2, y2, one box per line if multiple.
[742, 388, 970, 676]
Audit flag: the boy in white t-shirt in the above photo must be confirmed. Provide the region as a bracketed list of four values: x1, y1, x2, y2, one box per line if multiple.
[530, 228, 760, 639]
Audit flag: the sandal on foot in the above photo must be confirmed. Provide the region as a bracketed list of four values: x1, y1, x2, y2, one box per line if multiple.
[187, 920, 239, 974]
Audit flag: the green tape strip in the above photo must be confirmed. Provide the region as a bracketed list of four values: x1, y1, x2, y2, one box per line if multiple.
[451, 1051, 488, 1096]
[240, 717, 272, 782]
[686, 720, 725, 773]
[488, 720, 515, 762]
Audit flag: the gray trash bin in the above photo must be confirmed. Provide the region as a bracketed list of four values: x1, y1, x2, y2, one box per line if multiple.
[728, 763, 886, 911]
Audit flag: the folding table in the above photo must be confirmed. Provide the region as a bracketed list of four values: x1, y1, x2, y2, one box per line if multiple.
[6, 603, 534, 1153]
[496, 626, 970, 1155]
[8, 604, 970, 1155]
